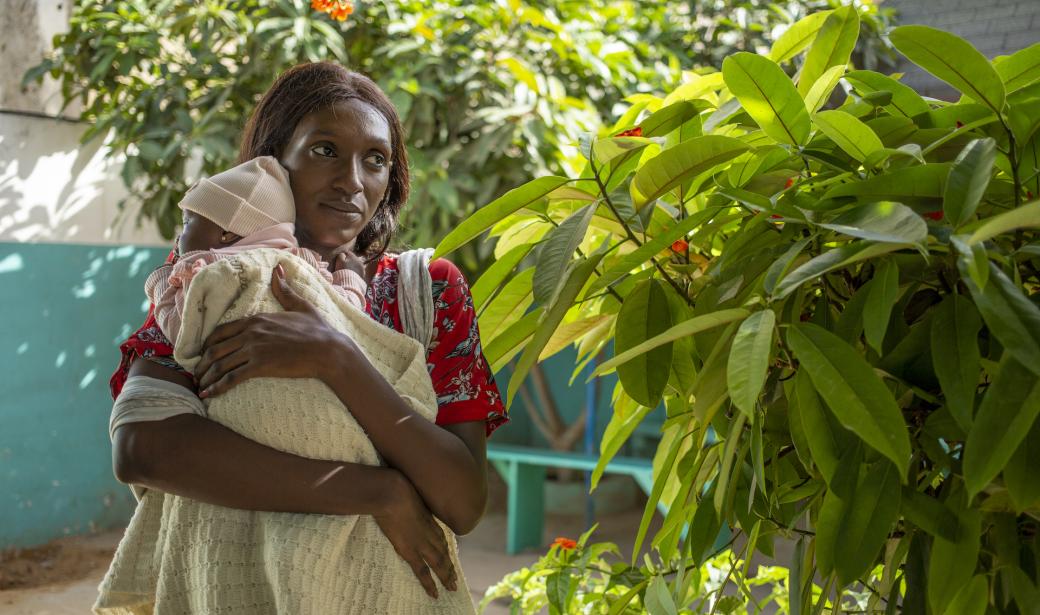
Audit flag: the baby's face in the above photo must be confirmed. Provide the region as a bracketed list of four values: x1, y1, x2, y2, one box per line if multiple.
[178, 211, 236, 255]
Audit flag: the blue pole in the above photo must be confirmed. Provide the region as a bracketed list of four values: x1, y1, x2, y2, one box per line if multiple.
[584, 358, 597, 529]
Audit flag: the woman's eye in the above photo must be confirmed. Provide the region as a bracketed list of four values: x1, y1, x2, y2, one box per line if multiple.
[311, 144, 336, 157]
[365, 153, 387, 168]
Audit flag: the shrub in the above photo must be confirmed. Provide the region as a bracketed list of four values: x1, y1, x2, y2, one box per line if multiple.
[436, 11, 1040, 614]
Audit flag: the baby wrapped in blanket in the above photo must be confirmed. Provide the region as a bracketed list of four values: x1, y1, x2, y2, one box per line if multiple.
[95, 159, 475, 614]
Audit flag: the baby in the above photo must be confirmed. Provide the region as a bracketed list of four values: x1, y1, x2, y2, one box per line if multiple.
[145, 156, 367, 346]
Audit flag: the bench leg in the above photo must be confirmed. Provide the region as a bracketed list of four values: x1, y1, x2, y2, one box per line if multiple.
[504, 461, 545, 555]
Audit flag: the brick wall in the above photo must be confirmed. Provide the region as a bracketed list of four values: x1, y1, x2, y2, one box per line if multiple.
[885, 0, 1039, 99]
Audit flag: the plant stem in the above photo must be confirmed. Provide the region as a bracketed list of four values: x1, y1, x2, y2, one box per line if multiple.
[588, 156, 695, 308]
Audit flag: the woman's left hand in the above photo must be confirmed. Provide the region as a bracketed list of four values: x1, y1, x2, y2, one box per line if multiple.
[195, 264, 350, 397]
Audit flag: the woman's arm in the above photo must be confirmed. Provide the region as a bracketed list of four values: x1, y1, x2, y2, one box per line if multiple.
[114, 357, 458, 597]
[194, 266, 489, 535]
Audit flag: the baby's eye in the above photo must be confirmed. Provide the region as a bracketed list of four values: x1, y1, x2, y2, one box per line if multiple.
[311, 144, 336, 157]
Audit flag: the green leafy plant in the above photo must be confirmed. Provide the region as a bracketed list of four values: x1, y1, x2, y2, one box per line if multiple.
[25, 0, 893, 267]
[438, 13, 1040, 614]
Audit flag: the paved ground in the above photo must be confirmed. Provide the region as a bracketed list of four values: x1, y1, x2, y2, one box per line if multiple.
[0, 478, 656, 614]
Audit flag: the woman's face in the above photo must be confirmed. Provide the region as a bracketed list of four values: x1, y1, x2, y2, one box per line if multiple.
[279, 99, 393, 259]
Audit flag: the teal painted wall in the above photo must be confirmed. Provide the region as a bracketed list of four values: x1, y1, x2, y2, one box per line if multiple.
[0, 241, 166, 549]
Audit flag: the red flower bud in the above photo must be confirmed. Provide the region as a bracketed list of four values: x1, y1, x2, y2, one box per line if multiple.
[770, 214, 783, 219]
[615, 126, 643, 138]
[956, 120, 964, 128]
[671, 239, 689, 253]
[784, 177, 795, 189]
[923, 210, 944, 221]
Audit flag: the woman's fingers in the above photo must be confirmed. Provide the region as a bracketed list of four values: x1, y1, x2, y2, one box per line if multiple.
[405, 554, 439, 599]
[201, 317, 251, 351]
[198, 357, 252, 398]
[194, 334, 247, 381]
[422, 537, 456, 592]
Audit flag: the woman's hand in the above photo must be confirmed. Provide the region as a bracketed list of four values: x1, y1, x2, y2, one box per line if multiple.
[375, 472, 458, 599]
[195, 264, 349, 397]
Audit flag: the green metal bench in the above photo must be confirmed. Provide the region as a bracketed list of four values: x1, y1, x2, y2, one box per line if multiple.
[487, 443, 656, 554]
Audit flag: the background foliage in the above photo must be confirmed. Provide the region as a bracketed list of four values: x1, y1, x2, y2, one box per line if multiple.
[27, 0, 893, 273]
[434, 10, 1040, 614]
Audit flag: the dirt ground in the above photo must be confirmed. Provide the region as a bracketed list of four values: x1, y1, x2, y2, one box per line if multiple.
[0, 476, 655, 614]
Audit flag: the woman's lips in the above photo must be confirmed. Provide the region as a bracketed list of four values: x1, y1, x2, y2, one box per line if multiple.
[320, 202, 362, 216]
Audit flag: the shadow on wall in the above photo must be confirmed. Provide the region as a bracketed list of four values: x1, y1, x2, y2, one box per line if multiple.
[0, 241, 168, 549]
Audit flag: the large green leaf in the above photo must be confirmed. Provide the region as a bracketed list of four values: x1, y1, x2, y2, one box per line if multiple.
[774, 241, 906, 300]
[890, 25, 1006, 114]
[930, 294, 982, 432]
[591, 308, 750, 378]
[946, 576, 989, 615]
[962, 355, 1040, 497]
[787, 323, 911, 477]
[994, 42, 1040, 93]
[944, 138, 997, 228]
[797, 6, 859, 98]
[790, 369, 848, 483]
[816, 459, 900, 586]
[472, 243, 534, 311]
[823, 163, 950, 204]
[478, 267, 534, 340]
[769, 10, 833, 63]
[818, 201, 927, 245]
[928, 505, 981, 615]
[533, 204, 596, 306]
[804, 65, 848, 114]
[641, 99, 711, 137]
[863, 260, 900, 354]
[722, 52, 810, 146]
[630, 136, 750, 208]
[845, 70, 931, 119]
[1005, 416, 1040, 510]
[967, 199, 1040, 244]
[591, 403, 654, 491]
[727, 310, 776, 418]
[614, 279, 674, 408]
[485, 311, 539, 372]
[813, 110, 884, 163]
[507, 252, 605, 405]
[958, 259, 1040, 375]
[900, 487, 960, 542]
[434, 176, 571, 257]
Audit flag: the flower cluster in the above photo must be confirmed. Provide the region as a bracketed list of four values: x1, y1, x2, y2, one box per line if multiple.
[311, 0, 354, 21]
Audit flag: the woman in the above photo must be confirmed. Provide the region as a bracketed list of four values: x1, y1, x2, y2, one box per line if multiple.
[105, 62, 507, 610]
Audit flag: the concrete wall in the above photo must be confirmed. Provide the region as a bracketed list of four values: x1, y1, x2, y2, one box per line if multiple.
[1, 0, 168, 550]
[887, 0, 1040, 99]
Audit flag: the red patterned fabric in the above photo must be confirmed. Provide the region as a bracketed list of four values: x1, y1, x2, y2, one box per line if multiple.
[110, 251, 508, 436]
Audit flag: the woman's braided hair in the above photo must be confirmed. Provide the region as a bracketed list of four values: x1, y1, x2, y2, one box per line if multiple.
[239, 62, 409, 260]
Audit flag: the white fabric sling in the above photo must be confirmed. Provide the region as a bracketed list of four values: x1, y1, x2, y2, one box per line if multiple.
[396, 248, 436, 350]
[95, 248, 474, 615]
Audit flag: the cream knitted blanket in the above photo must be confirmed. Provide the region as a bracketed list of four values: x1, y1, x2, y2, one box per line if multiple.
[95, 248, 475, 614]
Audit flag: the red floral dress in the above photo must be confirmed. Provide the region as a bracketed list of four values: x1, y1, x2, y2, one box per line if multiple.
[110, 251, 508, 436]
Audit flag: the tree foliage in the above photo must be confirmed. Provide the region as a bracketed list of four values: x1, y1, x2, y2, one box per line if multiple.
[436, 14, 1040, 614]
[26, 0, 892, 272]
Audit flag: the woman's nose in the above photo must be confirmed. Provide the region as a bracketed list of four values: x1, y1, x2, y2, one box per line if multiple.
[331, 158, 363, 195]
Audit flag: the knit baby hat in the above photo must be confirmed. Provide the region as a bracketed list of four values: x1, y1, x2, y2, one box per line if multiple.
[179, 156, 295, 237]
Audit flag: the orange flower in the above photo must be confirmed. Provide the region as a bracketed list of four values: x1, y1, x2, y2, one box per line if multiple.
[671, 239, 689, 253]
[313, 0, 354, 21]
[552, 537, 577, 550]
[615, 126, 643, 137]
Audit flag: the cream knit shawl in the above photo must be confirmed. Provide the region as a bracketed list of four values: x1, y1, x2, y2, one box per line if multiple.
[95, 248, 475, 614]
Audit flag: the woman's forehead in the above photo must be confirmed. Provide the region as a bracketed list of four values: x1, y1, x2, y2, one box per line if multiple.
[296, 100, 391, 147]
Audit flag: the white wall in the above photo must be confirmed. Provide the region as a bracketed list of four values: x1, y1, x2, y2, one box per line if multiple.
[0, 0, 166, 247]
